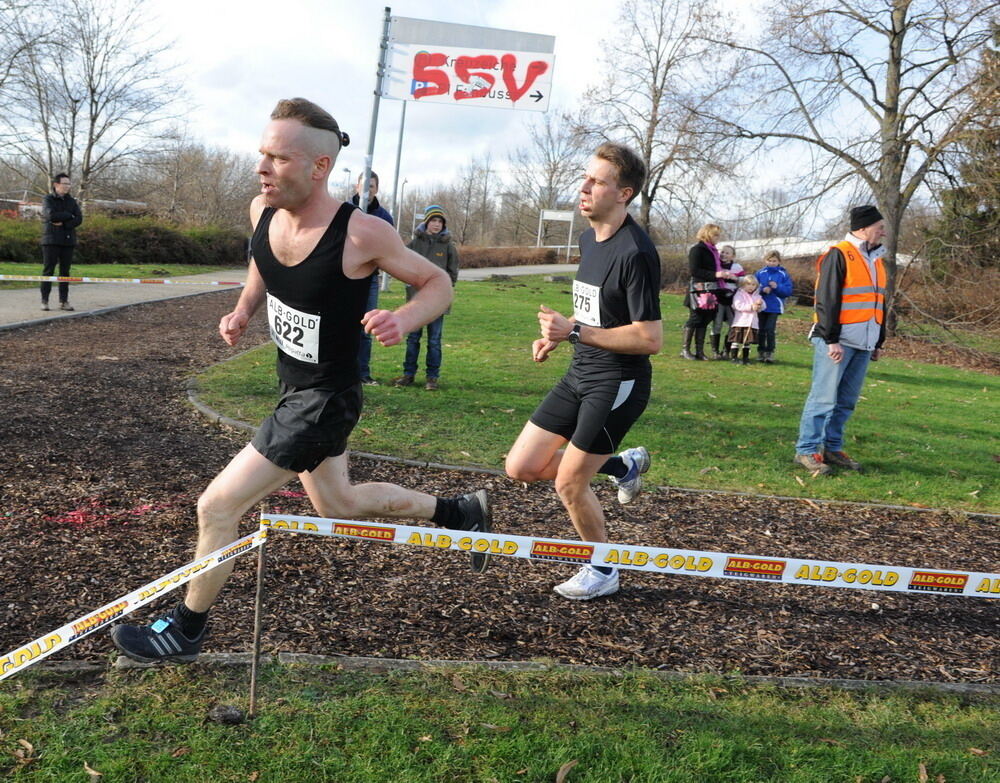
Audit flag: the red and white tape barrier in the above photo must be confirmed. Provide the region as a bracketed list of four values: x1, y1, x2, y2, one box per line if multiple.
[0, 275, 243, 286]
[261, 513, 1000, 601]
[0, 529, 266, 681]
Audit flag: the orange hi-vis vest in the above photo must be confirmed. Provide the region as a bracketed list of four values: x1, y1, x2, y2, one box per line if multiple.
[813, 240, 886, 325]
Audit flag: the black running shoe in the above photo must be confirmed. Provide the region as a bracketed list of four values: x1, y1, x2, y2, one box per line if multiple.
[110, 613, 205, 664]
[453, 490, 491, 573]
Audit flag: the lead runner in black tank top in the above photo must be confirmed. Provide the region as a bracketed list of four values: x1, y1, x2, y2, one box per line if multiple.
[251, 202, 371, 391]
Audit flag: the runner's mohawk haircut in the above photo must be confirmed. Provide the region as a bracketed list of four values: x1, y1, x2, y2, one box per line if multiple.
[270, 98, 350, 149]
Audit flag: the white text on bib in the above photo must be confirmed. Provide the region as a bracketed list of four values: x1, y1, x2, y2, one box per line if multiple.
[573, 280, 602, 326]
[267, 293, 320, 363]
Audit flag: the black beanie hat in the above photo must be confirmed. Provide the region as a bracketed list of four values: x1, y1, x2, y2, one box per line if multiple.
[850, 205, 883, 231]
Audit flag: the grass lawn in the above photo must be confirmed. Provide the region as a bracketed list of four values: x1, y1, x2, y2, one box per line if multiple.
[198, 276, 999, 513]
[0, 261, 236, 290]
[2, 666, 998, 782]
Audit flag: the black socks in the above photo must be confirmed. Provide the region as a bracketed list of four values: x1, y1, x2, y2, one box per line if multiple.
[431, 497, 462, 529]
[174, 602, 209, 638]
[599, 456, 628, 478]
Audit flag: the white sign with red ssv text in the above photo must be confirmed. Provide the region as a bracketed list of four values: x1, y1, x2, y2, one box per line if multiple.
[383, 17, 555, 112]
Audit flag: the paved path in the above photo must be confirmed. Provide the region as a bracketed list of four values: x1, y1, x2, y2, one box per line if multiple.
[0, 264, 577, 330]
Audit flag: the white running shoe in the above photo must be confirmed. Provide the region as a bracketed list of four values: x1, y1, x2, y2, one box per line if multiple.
[553, 566, 620, 600]
[611, 446, 650, 504]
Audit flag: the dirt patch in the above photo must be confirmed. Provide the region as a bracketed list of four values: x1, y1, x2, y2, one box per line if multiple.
[1, 292, 997, 683]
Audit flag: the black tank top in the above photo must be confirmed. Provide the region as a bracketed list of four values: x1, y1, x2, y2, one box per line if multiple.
[251, 203, 370, 389]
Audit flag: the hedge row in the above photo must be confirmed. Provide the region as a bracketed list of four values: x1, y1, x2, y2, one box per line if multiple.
[0, 216, 247, 266]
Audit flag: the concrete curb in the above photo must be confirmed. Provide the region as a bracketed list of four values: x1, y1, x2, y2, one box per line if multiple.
[23, 653, 985, 698]
[0, 287, 229, 333]
[185, 375, 999, 520]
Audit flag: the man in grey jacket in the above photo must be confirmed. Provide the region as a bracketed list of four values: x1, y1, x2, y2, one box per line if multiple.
[40, 173, 83, 311]
[392, 205, 459, 391]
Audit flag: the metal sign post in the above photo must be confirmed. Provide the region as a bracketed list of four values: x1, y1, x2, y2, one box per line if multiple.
[359, 6, 393, 216]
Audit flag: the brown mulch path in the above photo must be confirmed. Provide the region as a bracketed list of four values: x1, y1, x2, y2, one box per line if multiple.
[1, 292, 997, 683]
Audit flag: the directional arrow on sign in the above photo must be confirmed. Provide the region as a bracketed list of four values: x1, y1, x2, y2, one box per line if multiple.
[531, 90, 544, 102]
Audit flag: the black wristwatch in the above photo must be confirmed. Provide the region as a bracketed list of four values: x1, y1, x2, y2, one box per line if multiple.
[567, 323, 582, 345]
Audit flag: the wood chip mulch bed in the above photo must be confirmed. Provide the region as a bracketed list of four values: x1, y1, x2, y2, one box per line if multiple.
[1, 292, 997, 684]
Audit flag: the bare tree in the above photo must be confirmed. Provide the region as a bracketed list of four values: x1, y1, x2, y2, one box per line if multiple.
[504, 109, 582, 244]
[699, 0, 996, 287]
[577, 0, 732, 232]
[3, 0, 179, 198]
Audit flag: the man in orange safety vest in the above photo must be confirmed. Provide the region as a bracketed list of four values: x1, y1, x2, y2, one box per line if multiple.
[793, 204, 886, 475]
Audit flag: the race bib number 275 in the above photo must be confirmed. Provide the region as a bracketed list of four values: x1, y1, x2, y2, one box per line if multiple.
[266, 293, 320, 363]
[572, 280, 602, 326]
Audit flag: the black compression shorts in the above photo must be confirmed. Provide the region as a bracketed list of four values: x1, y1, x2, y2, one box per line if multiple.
[251, 382, 362, 473]
[529, 372, 651, 455]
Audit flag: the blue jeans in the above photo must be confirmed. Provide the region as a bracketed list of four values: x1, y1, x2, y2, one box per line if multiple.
[356, 274, 380, 378]
[796, 337, 872, 454]
[404, 315, 444, 379]
[758, 311, 779, 354]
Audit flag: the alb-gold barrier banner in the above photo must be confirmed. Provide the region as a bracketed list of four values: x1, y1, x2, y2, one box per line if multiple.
[261, 513, 1000, 600]
[0, 529, 267, 681]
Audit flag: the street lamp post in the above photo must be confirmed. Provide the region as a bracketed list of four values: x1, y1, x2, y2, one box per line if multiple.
[342, 167, 352, 199]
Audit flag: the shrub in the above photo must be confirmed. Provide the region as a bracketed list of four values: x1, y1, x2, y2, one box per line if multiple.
[0, 215, 247, 266]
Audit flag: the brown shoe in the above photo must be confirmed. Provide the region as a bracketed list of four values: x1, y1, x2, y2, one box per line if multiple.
[792, 452, 832, 475]
[392, 375, 414, 387]
[823, 449, 862, 471]
[424, 378, 439, 391]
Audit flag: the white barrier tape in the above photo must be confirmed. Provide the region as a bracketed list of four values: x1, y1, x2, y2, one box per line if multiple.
[0, 528, 267, 681]
[0, 274, 243, 286]
[261, 513, 1000, 601]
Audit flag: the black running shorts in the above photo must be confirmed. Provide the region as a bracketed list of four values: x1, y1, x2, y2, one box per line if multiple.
[251, 382, 362, 473]
[529, 372, 651, 455]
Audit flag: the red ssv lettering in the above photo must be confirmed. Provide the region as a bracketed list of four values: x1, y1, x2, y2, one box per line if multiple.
[501, 54, 548, 103]
[453, 55, 497, 100]
[413, 52, 450, 99]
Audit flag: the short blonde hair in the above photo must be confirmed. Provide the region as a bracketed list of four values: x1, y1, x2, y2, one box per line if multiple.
[739, 275, 758, 290]
[696, 223, 722, 244]
[762, 250, 782, 264]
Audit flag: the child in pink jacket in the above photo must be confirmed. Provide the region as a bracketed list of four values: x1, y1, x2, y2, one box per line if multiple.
[729, 276, 765, 365]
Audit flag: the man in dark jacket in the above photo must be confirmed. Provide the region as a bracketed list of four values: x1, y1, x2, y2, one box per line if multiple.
[392, 205, 459, 391]
[794, 205, 886, 475]
[351, 171, 395, 385]
[40, 173, 83, 311]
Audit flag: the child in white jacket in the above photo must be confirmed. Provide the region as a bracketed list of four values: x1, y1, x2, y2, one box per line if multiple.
[730, 276, 765, 365]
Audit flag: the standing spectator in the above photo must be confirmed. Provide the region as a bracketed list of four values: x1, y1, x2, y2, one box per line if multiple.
[794, 205, 887, 475]
[392, 205, 459, 391]
[40, 173, 82, 311]
[352, 171, 394, 385]
[728, 275, 765, 365]
[681, 223, 734, 360]
[710, 244, 744, 359]
[754, 250, 794, 363]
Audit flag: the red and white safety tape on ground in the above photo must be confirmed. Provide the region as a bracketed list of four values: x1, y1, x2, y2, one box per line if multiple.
[0, 529, 267, 681]
[261, 513, 1000, 601]
[0, 275, 243, 286]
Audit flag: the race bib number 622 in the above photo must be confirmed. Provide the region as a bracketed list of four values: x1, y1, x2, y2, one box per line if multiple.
[266, 293, 320, 363]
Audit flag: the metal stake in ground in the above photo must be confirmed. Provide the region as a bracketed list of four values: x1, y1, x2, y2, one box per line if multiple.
[249, 523, 268, 718]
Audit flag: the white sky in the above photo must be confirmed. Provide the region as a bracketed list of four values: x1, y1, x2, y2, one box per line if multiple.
[146, 0, 627, 202]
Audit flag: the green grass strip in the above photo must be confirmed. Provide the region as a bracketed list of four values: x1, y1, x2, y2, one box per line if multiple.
[2, 666, 998, 782]
[197, 276, 998, 513]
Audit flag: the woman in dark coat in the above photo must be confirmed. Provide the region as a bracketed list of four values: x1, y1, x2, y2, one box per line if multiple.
[681, 223, 736, 360]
